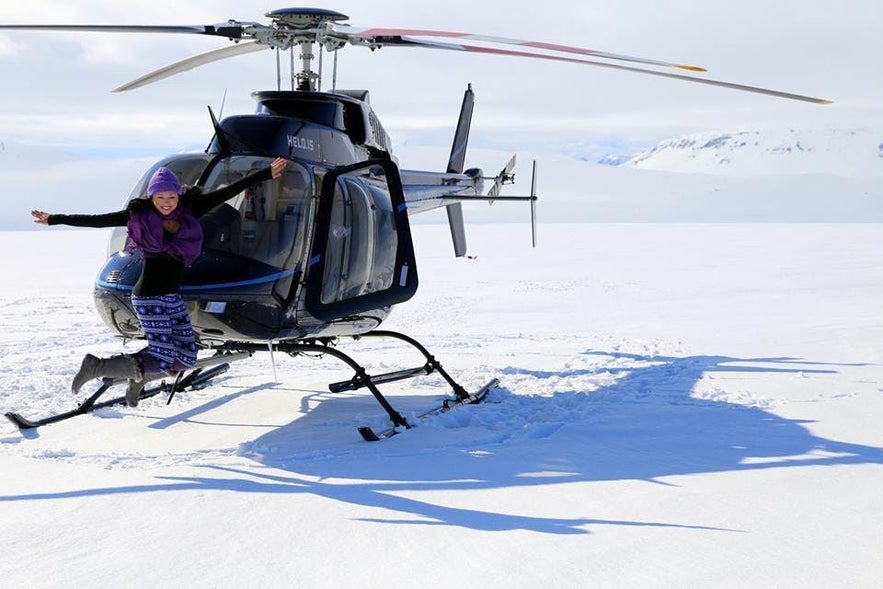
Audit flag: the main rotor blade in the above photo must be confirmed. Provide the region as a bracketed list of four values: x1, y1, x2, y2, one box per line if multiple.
[0, 23, 245, 39]
[334, 24, 707, 73]
[113, 41, 266, 92]
[394, 37, 832, 105]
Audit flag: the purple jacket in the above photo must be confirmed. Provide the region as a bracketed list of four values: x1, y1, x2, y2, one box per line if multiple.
[127, 206, 203, 266]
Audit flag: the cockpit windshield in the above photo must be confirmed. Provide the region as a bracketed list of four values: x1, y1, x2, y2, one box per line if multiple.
[199, 156, 314, 270]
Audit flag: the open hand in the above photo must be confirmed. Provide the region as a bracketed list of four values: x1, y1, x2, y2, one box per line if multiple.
[31, 210, 50, 225]
[270, 157, 288, 179]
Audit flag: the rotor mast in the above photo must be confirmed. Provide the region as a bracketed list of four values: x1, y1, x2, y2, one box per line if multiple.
[296, 40, 317, 91]
[264, 8, 349, 92]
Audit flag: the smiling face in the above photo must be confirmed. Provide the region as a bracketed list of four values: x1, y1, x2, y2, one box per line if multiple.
[150, 191, 180, 216]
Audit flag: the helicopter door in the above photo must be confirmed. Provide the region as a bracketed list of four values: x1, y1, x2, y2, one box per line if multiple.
[304, 160, 417, 321]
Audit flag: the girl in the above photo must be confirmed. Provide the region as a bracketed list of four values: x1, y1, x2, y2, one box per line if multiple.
[32, 156, 288, 405]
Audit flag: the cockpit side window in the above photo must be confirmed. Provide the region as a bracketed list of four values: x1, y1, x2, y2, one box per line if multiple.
[200, 156, 314, 269]
[128, 156, 211, 201]
[319, 171, 400, 305]
[305, 159, 417, 321]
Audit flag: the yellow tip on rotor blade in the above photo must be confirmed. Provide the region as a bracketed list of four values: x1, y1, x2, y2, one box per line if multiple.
[678, 64, 708, 73]
[819, 99, 834, 105]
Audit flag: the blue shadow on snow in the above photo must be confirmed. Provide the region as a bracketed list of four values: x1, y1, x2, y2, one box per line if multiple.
[2, 351, 881, 536]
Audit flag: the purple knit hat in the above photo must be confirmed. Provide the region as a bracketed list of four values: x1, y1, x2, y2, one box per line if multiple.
[147, 167, 183, 196]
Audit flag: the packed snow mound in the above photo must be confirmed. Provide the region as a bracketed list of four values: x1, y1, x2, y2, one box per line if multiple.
[625, 129, 883, 177]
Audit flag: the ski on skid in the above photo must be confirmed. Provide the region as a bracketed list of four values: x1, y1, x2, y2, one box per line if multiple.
[358, 377, 499, 441]
[4, 363, 229, 430]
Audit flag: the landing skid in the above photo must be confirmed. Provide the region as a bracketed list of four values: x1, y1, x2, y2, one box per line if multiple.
[357, 377, 498, 441]
[219, 330, 496, 435]
[4, 352, 246, 430]
[7, 333, 497, 438]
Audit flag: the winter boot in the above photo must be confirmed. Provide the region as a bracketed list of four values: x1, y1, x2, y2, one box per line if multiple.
[125, 379, 145, 407]
[125, 371, 170, 407]
[71, 354, 141, 394]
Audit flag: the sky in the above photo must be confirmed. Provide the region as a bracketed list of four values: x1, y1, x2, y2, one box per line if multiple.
[1, 1, 881, 156]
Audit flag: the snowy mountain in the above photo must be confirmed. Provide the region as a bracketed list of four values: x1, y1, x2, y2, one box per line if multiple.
[623, 128, 883, 177]
[0, 141, 82, 171]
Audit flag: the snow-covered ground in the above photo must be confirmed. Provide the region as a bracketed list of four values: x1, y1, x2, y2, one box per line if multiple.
[1, 223, 881, 588]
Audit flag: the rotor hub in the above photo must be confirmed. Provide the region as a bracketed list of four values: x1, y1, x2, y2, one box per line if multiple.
[265, 8, 348, 28]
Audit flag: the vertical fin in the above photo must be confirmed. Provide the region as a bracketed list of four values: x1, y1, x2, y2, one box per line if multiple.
[447, 84, 474, 174]
[445, 84, 475, 257]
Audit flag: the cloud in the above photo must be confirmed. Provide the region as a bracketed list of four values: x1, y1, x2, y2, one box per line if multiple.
[0, 34, 19, 58]
[0, 0, 880, 153]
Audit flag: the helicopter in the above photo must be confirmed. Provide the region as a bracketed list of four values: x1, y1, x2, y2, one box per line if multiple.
[0, 8, 830, 437]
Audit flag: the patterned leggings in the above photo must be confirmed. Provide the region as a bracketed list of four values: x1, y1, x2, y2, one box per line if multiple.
[131, 294, 198, 373]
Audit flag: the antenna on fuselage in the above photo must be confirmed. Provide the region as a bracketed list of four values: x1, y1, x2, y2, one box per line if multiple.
[218, 88, 227, 119]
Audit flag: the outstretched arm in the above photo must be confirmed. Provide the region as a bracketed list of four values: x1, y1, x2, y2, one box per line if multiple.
[32, 208, 130, 228]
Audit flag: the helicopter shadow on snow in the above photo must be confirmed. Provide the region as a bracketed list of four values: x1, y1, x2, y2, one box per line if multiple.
[241, 350, 883, 476]
[3, 350, 881, 536]
[163, 349, 883, 534]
